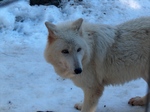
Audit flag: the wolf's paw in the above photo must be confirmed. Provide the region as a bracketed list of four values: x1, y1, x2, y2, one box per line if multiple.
[128, 96, 146, 106]
[74, 103, 82, 110]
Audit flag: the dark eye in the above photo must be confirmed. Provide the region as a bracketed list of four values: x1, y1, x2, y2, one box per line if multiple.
[77, 48, 81, 52]
[61, 49, 69, 54]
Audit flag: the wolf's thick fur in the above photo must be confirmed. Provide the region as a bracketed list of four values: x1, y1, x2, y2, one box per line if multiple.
[44, 17, 150, 112]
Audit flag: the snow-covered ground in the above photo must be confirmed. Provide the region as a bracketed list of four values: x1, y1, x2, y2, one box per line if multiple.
[0, 0, 150, 112]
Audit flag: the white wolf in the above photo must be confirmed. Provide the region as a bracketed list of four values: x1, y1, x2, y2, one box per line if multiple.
[44, 17, 150, 112]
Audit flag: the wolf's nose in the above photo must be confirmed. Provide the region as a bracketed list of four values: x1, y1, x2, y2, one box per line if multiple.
[74, 68, 82, 74]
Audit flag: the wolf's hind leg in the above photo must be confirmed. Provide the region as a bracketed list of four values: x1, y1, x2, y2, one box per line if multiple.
[128, 77, 149, 106]
[128, 96, 147, 106]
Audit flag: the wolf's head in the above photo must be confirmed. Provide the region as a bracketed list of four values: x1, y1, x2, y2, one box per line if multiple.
[44, 18, 90, 78]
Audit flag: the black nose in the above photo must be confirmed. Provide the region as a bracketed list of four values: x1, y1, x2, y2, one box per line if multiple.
[74, 68, 82, 74]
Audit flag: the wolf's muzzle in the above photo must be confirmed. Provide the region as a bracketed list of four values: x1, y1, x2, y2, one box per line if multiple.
[74, 68, 82, 74]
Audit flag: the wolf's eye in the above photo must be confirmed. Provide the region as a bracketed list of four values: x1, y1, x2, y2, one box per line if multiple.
[77, 48, 81, 52]
[61, 49, 69, 54]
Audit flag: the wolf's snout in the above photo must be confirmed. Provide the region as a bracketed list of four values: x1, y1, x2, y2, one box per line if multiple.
[74, 68, 82, 74]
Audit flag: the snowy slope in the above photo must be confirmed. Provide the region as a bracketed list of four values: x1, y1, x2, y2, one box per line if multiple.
[0, 0, 150, 112]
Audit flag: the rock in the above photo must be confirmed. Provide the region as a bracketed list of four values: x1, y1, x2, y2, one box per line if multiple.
[29, 0, 61, 7]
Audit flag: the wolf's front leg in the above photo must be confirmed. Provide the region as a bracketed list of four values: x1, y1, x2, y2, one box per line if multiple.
[75, 86, 104, 112]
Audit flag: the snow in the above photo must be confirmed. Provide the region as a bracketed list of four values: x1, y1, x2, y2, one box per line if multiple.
[0, 0, 150, 112]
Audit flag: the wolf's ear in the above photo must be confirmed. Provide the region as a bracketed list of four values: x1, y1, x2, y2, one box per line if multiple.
[45, 22, 57, 33]
[45, 22, 57, 44]
[72, 18, 83, 31]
